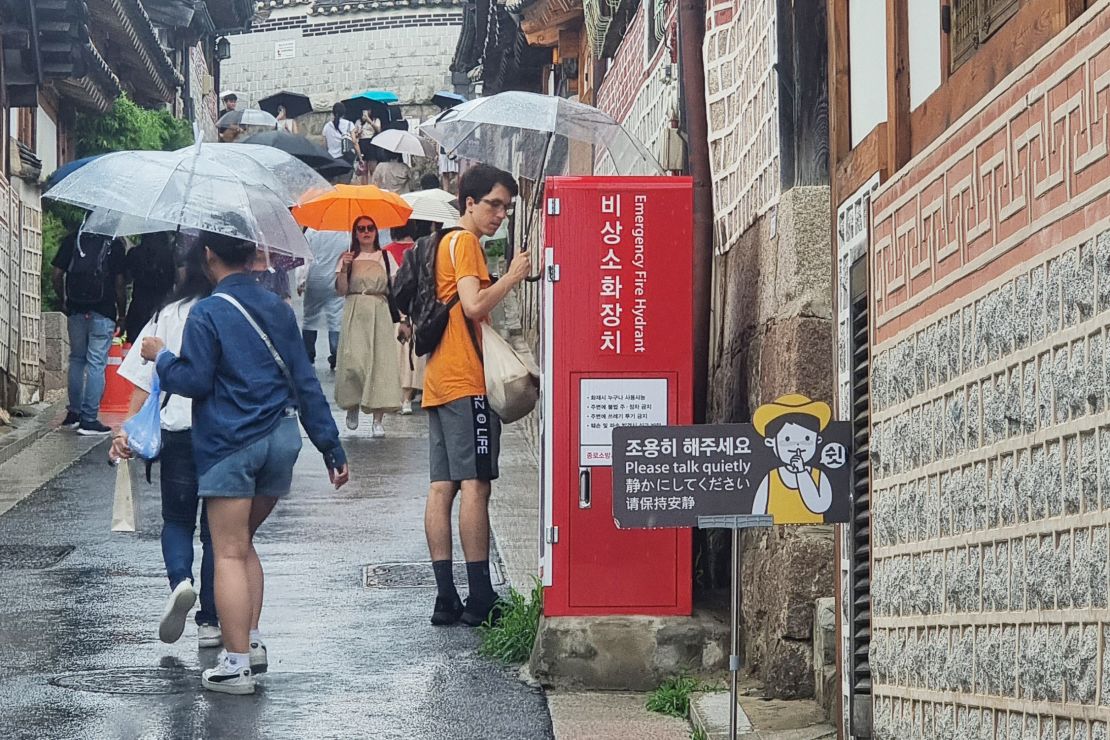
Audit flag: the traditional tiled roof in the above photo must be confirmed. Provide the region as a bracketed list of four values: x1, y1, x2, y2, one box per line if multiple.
[253, 0, 462, 12]
[51, 40, 124, 113]
[86, 0, 183, 104]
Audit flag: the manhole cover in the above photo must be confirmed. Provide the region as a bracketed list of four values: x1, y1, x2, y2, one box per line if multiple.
[51, 667, 198, 695]
[0, 545, 74, 569]
[363, 561, 506, 589]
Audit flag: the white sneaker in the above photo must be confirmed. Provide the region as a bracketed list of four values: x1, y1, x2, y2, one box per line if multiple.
[159, 580, 196, 644]
[400, 401, 413, 415]
[198, 624, 222, 648]
[346, 409, 359, 430]
[202, 651, 254, 695]
[372, 422, 385, 438]
[249, 640, 268, 674]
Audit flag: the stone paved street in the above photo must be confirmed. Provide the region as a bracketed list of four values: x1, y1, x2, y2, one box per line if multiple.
[0, 363, 553, 740]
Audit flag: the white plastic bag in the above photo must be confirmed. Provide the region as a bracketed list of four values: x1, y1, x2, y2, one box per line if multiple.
[111, 459, 137, 532]
[482, 327, 539, 425]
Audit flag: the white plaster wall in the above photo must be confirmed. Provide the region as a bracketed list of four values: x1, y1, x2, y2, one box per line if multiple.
[848, 0, 887, 147]
[221, 11, 461, 110]
[35, 108, 58, 177]
[908, 0, 942, 109]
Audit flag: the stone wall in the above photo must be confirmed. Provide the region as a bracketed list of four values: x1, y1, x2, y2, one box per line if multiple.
[867, 5, 1110, 736]
[708, 185, 834, 699]
[221, 6, 462, 109]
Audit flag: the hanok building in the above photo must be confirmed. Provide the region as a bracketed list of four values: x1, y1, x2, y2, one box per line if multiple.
[0, 0, 248, 407]
[830, 0, 1110, 737]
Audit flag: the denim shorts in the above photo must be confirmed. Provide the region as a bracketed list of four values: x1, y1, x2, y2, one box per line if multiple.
[198, 414, 303, 499]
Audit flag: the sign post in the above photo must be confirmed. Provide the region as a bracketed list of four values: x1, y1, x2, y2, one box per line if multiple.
[611, 394, 852, 740]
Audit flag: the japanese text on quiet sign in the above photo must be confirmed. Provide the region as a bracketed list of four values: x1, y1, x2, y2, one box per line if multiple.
[599, 193, 648, 355]
[622, 435, 753, 510]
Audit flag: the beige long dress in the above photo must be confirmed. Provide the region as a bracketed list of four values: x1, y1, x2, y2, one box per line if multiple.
[335, 253, 402, 413]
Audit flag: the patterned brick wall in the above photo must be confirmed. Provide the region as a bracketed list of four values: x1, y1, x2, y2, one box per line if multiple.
[702, 0, 778, 255]
[595, 2, 678, 169]
[868, 4, 1110, 736]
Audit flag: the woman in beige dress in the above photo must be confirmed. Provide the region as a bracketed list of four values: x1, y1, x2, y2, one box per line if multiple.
[335, 216, 402, 436]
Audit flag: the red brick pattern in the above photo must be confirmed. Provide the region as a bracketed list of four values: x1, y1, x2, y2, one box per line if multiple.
[872, 8, 1110, 348]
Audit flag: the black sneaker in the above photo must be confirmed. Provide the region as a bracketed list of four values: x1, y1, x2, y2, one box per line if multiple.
[61, 411, 80, 429]
[77, 419, 112, 436]
[430, 594, 464, 626]
[460, 596, 504, 628]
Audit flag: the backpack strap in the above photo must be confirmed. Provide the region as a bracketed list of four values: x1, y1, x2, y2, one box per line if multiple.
[213, 292, 298, 403]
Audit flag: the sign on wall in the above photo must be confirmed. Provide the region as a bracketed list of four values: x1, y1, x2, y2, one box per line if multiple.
[612, 395, 851, 528]
[275, 40, 296, 60]
[579, 378, 668, 467]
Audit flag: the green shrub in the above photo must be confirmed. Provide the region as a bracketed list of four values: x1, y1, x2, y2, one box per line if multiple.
[75, 95, 192, 157]
[646, 675, 709, 719]
[477, 578, 543, 664]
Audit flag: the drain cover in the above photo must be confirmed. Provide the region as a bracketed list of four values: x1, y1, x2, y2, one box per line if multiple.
[363, 561, 506, 589]
[0, 545, 74, 569]
[51, 667, 198, 695]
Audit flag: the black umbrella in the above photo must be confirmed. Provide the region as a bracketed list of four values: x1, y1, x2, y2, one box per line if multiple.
[258, 90, 313, 119]
[240, 130, 334, 168]
[315, 157, 354, 180]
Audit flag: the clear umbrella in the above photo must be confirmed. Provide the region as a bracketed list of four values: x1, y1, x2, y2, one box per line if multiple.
[217, 108, 278, 129]
[45, 148, 312, 259]
[175, 143, 333, 206]
[419, 91, 661, 182]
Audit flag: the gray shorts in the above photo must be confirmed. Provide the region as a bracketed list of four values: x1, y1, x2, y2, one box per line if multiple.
[428, 395, 501, 482]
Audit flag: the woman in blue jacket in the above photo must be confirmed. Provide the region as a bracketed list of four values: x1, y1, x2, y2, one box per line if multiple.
[141, 231, 349, 695]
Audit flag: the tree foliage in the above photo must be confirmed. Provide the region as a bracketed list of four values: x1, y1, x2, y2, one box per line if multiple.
[75, 95, 192, 157]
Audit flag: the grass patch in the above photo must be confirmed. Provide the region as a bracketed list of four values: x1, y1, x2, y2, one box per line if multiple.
[646, 675, 713, 719]
[477, 578, 543, 664]
[690, 728, 709, 740]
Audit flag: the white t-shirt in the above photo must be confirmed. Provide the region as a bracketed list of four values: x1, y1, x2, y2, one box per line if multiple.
[323, 118, 354, 159]
[117, 298, 197, 432]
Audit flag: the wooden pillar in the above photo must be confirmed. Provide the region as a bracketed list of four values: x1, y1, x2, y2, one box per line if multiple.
[827, 0, 851, 201]
[884, 0, 910, 174]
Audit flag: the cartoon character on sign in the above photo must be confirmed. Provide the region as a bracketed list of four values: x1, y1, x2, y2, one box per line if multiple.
[752, 394, 834, 524]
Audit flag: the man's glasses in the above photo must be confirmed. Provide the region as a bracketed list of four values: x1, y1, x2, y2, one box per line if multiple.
[356, 224, 377, 233]
[480, 198, 513, 216]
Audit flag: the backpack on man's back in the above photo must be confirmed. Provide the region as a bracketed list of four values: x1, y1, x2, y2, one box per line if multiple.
[393, 227, 462, 357]
[64, 232, 113, 306]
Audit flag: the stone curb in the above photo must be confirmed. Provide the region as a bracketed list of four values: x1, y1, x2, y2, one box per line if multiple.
[0, 400, 66, 468]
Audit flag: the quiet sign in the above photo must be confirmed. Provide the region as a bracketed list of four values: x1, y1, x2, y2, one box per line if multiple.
[612, 395, 852, 529]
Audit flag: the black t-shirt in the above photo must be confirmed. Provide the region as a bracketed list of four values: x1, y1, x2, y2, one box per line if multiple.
[52, 233, 126, 320]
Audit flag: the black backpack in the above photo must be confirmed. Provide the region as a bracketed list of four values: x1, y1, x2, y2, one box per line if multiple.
[65, 232, 112, 305]
[394, 227, 463, 357]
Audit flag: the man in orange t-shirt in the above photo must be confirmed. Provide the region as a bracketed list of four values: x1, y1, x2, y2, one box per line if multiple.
[423, 164, 532, 628]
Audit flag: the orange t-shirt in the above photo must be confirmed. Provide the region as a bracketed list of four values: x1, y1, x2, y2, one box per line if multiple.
[422, 230, 489, 407]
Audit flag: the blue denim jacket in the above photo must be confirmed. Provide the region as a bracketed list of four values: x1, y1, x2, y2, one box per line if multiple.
[156, 272, 347, 476]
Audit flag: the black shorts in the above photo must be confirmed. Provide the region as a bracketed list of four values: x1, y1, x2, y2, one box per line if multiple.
[428, 395, 501, 482]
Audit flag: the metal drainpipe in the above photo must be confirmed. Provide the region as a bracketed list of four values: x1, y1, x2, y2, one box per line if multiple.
[677, 0, 713, 424]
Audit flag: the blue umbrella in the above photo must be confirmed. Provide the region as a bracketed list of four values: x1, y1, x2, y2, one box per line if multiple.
[340, 90, 400, 122]
[45, 154, 106, 191]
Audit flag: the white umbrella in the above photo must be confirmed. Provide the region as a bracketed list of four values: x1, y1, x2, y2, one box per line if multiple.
[411, 187, 456, 204]
[217, 108, 278, 129]
[402, 191, 459, 226]
[371, 129, 428, 157]
[419, 91, 660, 181]
[46, 148, 311, 259]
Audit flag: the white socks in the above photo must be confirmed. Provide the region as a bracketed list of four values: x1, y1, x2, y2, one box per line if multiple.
[225, 651, 249, 670]
[250, 629, 262, 645]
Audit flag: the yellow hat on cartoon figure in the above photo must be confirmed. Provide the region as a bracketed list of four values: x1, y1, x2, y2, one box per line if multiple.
[753, 394, 832, 436]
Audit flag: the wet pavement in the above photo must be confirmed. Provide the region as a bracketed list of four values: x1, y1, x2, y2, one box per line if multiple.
[0, 361, 553, 739]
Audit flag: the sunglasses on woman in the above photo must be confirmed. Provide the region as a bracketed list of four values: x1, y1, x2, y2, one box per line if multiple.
[356, 224, 377, 233]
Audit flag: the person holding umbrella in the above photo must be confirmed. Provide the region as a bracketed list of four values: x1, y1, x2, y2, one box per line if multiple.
[334, 216, 402, 435]
[142, 229, 349, 695]
[275, 106, 298, 135]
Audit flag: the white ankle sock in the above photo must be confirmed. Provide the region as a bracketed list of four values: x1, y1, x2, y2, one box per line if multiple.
[249, 629, 262, 644]
[225, 651, 249, 670]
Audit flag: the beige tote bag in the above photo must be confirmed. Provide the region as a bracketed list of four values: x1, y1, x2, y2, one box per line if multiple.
[111, 459, 137, 532]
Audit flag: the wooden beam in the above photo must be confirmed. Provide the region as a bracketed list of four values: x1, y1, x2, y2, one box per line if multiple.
[828, 0, 851, 174]
[521, 7, 584, 35]
[885, 0, 911, 174]
[1062, 0, 1087, 25]
[525, 27, 564, 46]
[835, 122, 889, 200]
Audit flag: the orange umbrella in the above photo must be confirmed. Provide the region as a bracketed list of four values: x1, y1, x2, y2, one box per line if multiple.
[291, 184, 413, 231]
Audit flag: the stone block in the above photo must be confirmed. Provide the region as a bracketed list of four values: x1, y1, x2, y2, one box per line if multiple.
[747, 316, 834, 411]
[529, 612, 729, 691]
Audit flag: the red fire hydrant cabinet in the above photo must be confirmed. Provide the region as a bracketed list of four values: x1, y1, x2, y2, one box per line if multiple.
[539, 176, 693, 617]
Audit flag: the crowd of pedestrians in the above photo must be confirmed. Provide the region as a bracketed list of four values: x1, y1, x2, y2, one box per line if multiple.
[93, 153, 529, 694]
